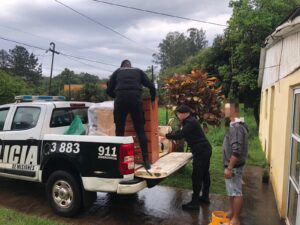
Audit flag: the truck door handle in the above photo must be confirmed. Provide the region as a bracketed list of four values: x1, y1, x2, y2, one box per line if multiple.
[27, 138, 37, 144]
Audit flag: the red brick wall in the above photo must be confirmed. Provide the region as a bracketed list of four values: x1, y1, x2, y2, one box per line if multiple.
[125, 98, 159, 164]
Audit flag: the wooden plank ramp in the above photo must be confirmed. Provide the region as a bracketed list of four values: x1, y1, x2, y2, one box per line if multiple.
[134, 152, 192, 179]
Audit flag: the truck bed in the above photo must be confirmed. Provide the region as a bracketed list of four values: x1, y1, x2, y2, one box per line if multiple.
[134, 152, 192, 179]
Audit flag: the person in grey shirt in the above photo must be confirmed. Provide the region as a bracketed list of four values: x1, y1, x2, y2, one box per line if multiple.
[222, 117, 248, 225]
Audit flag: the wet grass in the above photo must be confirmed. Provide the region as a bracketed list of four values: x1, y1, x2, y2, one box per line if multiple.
[0, 207, 65, 225]
[159, 105, 266, 195]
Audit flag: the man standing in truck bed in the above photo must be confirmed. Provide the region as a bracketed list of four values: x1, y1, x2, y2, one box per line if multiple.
[106, 59, 156, 170]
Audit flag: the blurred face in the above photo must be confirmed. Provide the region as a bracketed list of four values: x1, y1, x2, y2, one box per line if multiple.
[176, 112, 190, 121]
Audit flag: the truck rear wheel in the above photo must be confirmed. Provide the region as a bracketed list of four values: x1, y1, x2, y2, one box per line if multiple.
[46, 170, 82, 217]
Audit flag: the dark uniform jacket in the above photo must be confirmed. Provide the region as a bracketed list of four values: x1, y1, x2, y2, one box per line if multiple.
[166, 115, 211, 153]
[106, 67, 156, 100]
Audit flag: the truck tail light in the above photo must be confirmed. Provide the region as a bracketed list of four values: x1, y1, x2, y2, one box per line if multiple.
[119, 143, 134, 175]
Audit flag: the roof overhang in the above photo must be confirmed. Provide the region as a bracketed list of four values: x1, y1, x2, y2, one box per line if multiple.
[258, 7, 300, 87]
[265, 8, 300, 48]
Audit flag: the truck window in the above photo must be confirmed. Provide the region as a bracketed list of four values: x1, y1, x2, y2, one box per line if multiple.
[11, 107, 41, 130]
[0, 108, 9, 131]
[50, 107, 88, 128]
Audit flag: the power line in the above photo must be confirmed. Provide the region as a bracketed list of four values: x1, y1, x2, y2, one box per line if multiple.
[0, 24, 119, 66]
[0, 35, 116, 76]
[63, 54, 114, 73]
[0, 24, 52, 43]
[0, 36, 47, 51]
[54, 0, 156, 53]
[0, 24, 83, 50]
[54, 1, 135, 44]
[92, 0, 227, 27]
[35, 52, 50, 57]
[0, 35, 118, 67]
[59, 52, 117, 67]
[42, 66, 62, 74]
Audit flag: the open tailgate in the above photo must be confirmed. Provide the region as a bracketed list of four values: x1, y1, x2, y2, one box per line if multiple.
[134, 152, 192, 179]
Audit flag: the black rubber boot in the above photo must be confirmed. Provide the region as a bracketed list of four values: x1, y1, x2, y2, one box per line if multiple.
[199, 196, 210, 204]
[142, 155, 151, 170]
[182, 195, 200, 210]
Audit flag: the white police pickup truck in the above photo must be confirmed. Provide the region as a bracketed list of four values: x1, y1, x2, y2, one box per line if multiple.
[0, 96, 192, 217]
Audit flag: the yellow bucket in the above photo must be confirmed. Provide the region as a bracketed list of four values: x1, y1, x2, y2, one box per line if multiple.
[210, 211, 230, 225]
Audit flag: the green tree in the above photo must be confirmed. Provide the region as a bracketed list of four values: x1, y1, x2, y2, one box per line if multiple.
[153, 28, 208, 71]
[51, 68, 79, 96]
[187, 28, 208, 55]
[0, 70, 31, 104]
[153, 32, 187, 71]
[80, 72, 100, 84]
[151, 1, 300, 127]
[74, 83, 107, 102]
[0, 50, 9, 71]
[8, 46, 42, 85]
[206, 35, 231, 76]
[225, 0, 300, 125]
[51, 68, 107, 101]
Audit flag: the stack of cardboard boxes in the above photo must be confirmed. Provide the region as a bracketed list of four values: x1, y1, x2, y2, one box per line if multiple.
[88, 99, 172, 165]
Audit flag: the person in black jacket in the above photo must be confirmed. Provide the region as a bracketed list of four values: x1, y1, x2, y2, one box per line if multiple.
[161, 105, 212, 210]
[106, 60, 156, 169]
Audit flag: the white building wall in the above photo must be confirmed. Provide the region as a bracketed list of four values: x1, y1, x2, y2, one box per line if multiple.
[262, 41, 281, 89]
[262, 31, 300, 90]
[280, 32, 300, 79]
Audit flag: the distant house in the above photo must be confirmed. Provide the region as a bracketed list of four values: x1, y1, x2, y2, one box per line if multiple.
[63, 83, 107, 92]
[258, 7, 300, 224]
[63, 84, 83, 92]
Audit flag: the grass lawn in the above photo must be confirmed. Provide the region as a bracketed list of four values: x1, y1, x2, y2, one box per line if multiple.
[159, 105, 266, 195]
[0, 208, 65, 225]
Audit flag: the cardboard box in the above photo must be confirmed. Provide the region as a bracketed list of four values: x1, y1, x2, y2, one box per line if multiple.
[88, 101, 115, 136]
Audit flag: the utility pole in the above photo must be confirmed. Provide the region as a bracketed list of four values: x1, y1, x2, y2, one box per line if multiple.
[48, 42, 60, 95]
[69, 73, 71, 100]
[151, 65, 154, 82]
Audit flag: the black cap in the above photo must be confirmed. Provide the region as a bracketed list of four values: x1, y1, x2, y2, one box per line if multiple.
[176, 105, 191, 113]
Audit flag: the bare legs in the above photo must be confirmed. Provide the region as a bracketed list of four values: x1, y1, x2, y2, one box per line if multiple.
[228, 196, 243, 225]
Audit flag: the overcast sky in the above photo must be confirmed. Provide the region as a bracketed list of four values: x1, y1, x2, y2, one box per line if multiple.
[0, 0, 232, 79]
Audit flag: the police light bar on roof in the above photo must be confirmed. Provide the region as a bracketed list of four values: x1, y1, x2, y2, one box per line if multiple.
[15, 95, 66, 102]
